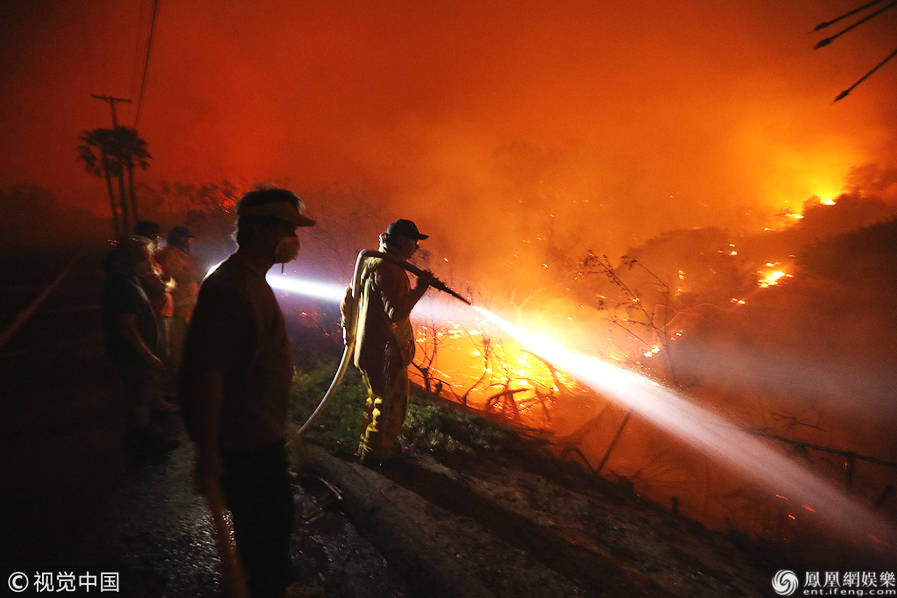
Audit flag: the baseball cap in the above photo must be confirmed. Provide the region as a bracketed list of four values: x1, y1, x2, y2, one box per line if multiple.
[238, 188, 316, 227]
[386, 219, 428, 240]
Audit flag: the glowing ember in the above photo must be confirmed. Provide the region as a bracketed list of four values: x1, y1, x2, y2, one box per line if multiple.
[757, 270, 792, 288]
[643, 345, 661, 358]
[785, 213, 804, 220]
[819, 197, 837, 206]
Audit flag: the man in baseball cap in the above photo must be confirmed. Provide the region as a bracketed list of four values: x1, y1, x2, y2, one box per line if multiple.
[236, 188, 315, 228]
[351, 218, 433, 467]
[181, 187, 314, 597]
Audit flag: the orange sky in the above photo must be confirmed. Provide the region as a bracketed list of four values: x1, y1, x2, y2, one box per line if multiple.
[1, 0, 896, 259]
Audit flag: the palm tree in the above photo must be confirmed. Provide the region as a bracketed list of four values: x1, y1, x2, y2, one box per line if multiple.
[77, 126, 151, 236]
[78, 129, 123, 236]
[111, 127, 151, 224]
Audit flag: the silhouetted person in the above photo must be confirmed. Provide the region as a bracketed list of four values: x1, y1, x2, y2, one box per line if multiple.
[352, 219, 432, 466]
[102, 237, 167, 453]
[156, 225, 201, 372]
[132, 220, 179, 412]
[180, 188, 314, 598]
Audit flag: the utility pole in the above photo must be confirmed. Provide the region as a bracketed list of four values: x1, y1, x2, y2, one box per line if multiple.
[90, 94, 131, 128]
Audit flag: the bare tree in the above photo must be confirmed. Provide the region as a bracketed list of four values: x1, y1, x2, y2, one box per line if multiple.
[412, 321, 453, 396]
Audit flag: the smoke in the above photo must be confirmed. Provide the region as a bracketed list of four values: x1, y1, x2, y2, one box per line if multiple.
[2, 1, 897, 283]
[662, 191, 897, 473]
[0, 185, 108, 250]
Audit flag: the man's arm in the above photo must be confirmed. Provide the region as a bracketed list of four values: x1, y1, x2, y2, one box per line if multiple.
[117, 313, 165, 372]
[186, 369, 224, 497]
[377, 264, 433, 323]
[180, 280, 251, 496]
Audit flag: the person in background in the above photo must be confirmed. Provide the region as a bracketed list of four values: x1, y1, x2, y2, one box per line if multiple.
[156, 226, 201, 373]
[102, 237, 167, 454]
[350, 219, 432, 467]
[180, 188, 315, 598]
[131, 221, 178, 413]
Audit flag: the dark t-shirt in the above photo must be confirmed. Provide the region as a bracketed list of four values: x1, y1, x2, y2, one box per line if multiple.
[180, 253, 293, 456]
[102, 274, 159, 366]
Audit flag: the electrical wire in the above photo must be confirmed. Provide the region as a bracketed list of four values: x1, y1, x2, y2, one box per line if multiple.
[814, 0, 897, 49]
[834, 44, 897, 101]
[134, 0, 160, 129]
[813, 0, 887, 31]
[129, 0, 147, 109]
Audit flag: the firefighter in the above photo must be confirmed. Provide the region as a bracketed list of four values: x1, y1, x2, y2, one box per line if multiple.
[352, 219, 433, 466]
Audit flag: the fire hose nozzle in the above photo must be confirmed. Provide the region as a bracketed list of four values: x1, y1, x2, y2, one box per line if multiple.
[429, 278, 472, 305]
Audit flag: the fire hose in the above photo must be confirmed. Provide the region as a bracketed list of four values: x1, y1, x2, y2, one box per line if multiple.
[287, 250, 470, 446]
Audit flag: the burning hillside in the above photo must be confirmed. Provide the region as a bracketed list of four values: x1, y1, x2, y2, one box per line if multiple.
[315, 173, 897, 555]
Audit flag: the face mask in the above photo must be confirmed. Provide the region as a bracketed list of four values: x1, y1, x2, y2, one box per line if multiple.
[274, 235, 299, 263]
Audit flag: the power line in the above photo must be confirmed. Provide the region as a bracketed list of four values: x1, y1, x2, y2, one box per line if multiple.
[834, 45, 897, 102]
[813, 0, 887, 31]
[814, 0, 897, 49]
[130, 0, 147, 104]
[134, 0, 160, 129]
[812, 0, 897, 100]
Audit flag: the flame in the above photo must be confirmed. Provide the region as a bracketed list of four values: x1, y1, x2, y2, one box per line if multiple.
[643, 345, 661, 358]
[757, 264, 793, 288]
[758, 271, 786, 287]
[772, 192, 838, 227]
[411, 319, 581, 423]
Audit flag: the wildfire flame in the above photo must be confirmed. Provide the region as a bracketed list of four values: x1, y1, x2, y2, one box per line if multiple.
[412, 320, 580, 422]
[758, 270, 787, 288]
[757, 261, 794, 289]
[643, 345, 661, 358]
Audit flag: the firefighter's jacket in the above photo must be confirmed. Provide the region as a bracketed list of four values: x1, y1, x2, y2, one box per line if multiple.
[352, 251, 416, 374]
